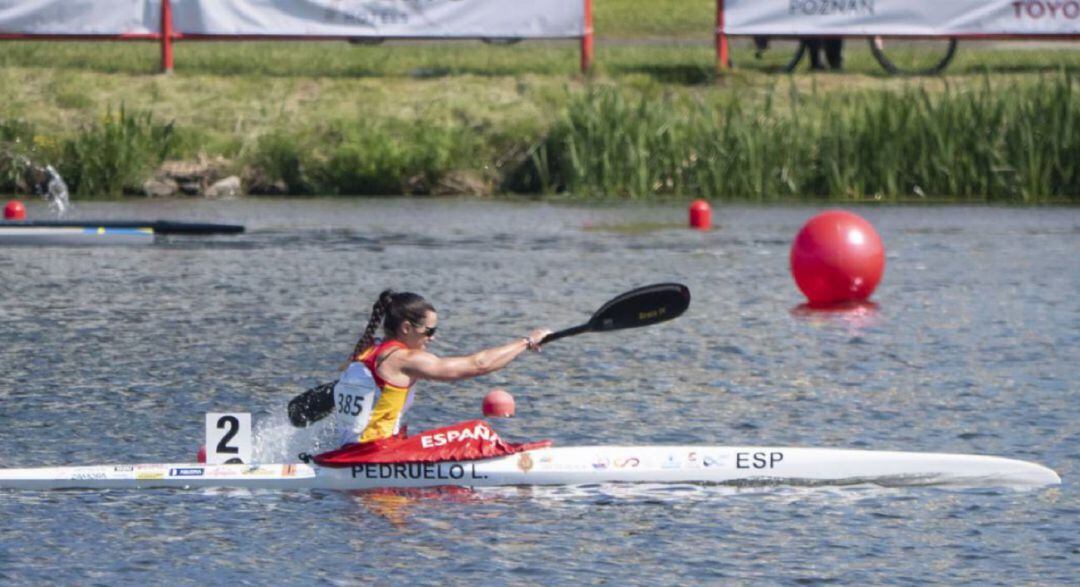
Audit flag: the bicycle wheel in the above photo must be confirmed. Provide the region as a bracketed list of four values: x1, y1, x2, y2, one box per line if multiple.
[782, 41, 808, 73]
[869, 36, 958, 75]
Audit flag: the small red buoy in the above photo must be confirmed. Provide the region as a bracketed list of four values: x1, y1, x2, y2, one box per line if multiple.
[689, 199, 711, 231]
[197, 445, 207, 464]
[4, 200, 26, 221]
[482, 389, 515, 418]
[790, 210, 885, 307]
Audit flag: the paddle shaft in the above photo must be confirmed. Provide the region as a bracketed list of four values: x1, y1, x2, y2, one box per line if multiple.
[539, 324, 590, 345]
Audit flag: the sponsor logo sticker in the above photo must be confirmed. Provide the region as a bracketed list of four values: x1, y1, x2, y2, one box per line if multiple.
[241, 466, 278, 476]
[614, 457, 640, 469]
[205, 466, 242, 477]
[169, 468, 205, 477]
[517, 453, 534, 473]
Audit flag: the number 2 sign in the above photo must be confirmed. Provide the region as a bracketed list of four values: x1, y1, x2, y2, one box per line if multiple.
[205, 413, 252, 465]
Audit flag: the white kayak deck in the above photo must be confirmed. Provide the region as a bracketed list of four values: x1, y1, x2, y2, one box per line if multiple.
[0, 446, 1061, 491]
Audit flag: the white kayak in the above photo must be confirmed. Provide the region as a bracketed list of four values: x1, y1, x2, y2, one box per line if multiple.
[0, 446, 1060, 491]
[0, 226, 154, 246]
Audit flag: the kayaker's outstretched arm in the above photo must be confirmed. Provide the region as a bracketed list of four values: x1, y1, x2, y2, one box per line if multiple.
[401, 329, 550, 382]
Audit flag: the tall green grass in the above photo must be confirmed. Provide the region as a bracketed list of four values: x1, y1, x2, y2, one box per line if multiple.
[245, 119, 482, 195]
[527, 73, 1078, 201]
[2, 74, 1076, 201]
[57, 106, 177, 197]
[0, 118, 37, 190]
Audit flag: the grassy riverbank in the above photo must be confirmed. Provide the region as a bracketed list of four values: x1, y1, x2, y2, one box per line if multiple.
[1, 0, 1078, 201]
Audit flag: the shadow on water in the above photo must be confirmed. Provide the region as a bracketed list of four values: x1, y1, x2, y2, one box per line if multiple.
[339, 480, 1039, 528]
[347, 486, 484, 527]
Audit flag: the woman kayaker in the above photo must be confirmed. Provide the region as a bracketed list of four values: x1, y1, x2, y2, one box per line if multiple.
[332, 289, 550, 446]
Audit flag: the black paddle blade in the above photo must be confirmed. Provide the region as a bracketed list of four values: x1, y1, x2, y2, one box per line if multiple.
[287, 380, 337, 427]
[588, 282, 690, 332]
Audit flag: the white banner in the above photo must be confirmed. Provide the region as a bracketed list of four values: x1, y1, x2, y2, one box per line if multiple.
[0, 0, 584, 38]
[724, 0, 1080, 36]
[172, 0, 585, 38]
[0, 0, 157, 35]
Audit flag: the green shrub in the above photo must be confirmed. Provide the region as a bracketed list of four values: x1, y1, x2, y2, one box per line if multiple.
[58, 106, 176, 197]
[248, 130, 312, 194]
[248, 119, 478, 196]
[0, 118, 38, 192]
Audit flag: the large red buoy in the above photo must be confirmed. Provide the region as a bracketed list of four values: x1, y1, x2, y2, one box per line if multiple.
[689, 199, 711, 231]
[790, 210, 885, 306]
[197, 445, 207, 464]
[482, 389, 515, 418]
[4, 200, 26, 220]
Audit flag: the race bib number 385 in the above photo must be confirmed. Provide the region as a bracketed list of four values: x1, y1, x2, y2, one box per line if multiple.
[337, 388, 373, 418]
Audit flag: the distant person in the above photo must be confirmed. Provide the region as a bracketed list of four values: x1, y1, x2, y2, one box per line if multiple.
[752, 36, 843, 71]
[753, 36, 770, 59]
[805, 38, 844, 71]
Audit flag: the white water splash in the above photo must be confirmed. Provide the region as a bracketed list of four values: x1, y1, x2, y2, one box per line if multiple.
[8, 154, 71, 217]
[42, 165, 70, 217]
[252, 410, 339, 463]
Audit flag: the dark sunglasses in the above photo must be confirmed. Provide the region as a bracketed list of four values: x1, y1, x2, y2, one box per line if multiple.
[410, 322, 437, 337]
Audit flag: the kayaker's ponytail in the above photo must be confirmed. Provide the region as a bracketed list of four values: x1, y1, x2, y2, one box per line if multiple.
[351, 289, 395, 360]
[348, 289, 434, 363]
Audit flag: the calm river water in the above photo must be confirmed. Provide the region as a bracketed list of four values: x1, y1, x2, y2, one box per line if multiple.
[0, 199, 1076, 585]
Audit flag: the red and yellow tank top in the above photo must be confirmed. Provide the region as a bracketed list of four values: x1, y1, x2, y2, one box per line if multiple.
[356, 340, 414, 443]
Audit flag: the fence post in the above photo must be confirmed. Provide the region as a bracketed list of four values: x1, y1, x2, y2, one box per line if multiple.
[581, 0, 593, 74]
[716, 0, 730, 72]
[161, 0, 174, 74]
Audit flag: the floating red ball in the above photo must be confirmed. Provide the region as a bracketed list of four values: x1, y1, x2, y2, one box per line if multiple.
[4, 200, 26, 220]
[482, 388, 515, 418]
[790, 210, 885, 306]
[689, 199, 711, 231]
